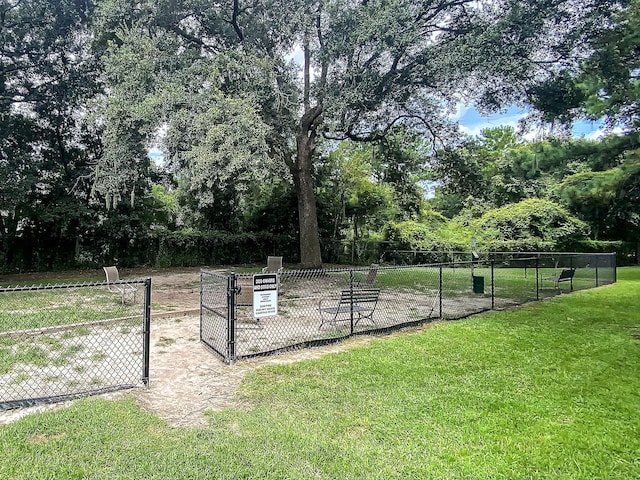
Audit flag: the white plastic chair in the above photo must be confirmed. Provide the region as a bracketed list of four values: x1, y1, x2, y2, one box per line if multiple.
[103, 266, 137, 304]
[262, 256, 283, 274]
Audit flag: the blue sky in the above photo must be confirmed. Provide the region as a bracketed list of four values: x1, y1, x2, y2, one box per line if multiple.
[453, 104, 607, 140]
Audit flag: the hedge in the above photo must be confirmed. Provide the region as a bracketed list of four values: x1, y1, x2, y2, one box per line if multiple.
[0, 229, 299, 273]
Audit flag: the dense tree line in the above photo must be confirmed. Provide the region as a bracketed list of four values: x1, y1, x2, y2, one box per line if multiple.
[0, 0, 638, 272]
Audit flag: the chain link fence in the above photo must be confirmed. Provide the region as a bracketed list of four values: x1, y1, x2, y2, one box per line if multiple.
[201, 253, 616, 363]
[0, 279, 151, 410]
[200, 271, 231, 359]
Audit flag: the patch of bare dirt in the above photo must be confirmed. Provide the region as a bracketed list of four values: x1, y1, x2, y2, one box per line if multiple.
[145, 268, 202, 313]
[0, 312, 379, 427]
[0, 266, 205, 313]
[134, 314, 378, 427]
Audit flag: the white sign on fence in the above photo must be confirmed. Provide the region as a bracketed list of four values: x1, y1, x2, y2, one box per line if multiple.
[253, 273, 278, 319]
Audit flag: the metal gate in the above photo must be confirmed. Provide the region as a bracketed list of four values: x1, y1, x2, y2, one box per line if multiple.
[200, 271, 233, 360]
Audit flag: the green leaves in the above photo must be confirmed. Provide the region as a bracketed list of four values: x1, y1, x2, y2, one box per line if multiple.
[383, 198, 589, 253]
[525, 0, 640, 129]
[176, 93, 272, 222]
[474, 199, 589, 248]
[558, 151, 640, 240]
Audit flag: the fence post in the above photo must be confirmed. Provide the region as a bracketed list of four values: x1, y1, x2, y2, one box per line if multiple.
[349, 269, 355, 334]
[142, 278, 151, 387]
[439, 265, 443, 318]
[491, 261, 495, 310]
[614, 253, 617, 283]
[199, 271, 203, 343]
[535, 258, 539, 301]
[227, 274, 237, 362]
[595, 255, 600, 287]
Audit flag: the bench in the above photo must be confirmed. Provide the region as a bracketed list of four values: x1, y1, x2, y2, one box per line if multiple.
[543, 268, 575, 290]
[318, 288, 380, 329]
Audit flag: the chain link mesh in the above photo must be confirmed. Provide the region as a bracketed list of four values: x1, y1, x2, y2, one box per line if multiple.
[201, 253, 617, 362]
[0, 280, 150, 409]
[536, 253, 617, 299]
[200, 271, 230, 358]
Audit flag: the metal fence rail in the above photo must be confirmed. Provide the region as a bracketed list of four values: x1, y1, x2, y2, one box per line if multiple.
[0, 279, 151, 410]
[200, 253, 616, 363]
[384, 250, 624, 267]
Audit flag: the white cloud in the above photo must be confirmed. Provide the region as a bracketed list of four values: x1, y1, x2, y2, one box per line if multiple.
[456, 105, 612, 141]
[450, 102, 471, 122]
[457, 113, 526, 138]
[584, 126, 624, 141]
[454, 104, 529, 138]
[521, 129, 540, 142]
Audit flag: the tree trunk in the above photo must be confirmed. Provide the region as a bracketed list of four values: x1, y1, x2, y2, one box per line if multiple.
[294, 128, 323, 269]
[291, 36, 326, 270]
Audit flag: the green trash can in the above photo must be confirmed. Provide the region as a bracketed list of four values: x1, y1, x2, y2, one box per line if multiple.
[472, 275, 485, 294]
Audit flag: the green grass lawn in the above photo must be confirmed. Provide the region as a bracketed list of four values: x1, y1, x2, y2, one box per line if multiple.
[0, 287, 141, 333]
[346, 264, 610, 300]
[1, 268, 639, 479]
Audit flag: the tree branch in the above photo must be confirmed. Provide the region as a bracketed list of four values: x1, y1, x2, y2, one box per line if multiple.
[299, 104, 323, 134]
[167, 24, 216, 52]
[325, 113, 442, 149]
[316, 0, 328, 93]
[303, 35, 311, 111]
[230, 0, 244, 41]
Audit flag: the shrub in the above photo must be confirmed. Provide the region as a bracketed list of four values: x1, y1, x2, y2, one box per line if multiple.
[154, 230, 298, 267]
[474, 199, 589, 249]
[382, 221, 467, 252]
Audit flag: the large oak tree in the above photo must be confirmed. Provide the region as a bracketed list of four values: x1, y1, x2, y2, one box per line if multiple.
[95, 0, 614, 267]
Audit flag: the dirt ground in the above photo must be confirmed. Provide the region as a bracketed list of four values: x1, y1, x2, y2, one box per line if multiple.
[0, 267, 382, 427]
[135, 314, 378, 427]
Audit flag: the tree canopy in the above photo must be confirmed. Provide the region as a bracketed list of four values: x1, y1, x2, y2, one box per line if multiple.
[0, 0, 638, 272]
[89, 0, 622, 267]
[528, 0, 640, 131]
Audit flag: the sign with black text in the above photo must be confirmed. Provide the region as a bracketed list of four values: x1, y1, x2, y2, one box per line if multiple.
[253, 274, 278, 319]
